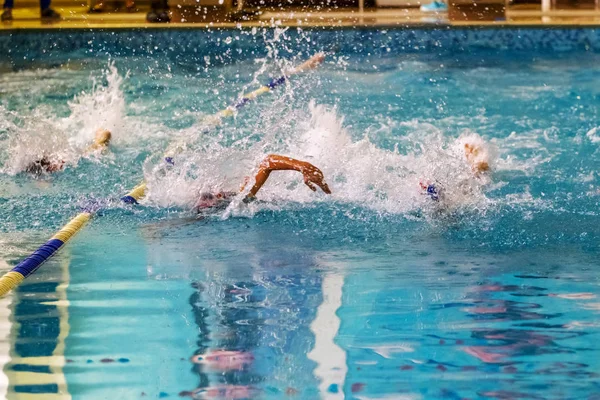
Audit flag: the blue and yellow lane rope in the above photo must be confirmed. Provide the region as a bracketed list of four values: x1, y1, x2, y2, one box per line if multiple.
[0, 213, 91, 297]
[120, 182, 148, 205]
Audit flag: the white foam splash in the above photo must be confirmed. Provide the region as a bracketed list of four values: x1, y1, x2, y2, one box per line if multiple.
[586, 127, 600, 143]
[0, 106, 76, 175]
[61, 63, 127, 148]
[0, 63, 135, 175]
[146, 101, 496, 218]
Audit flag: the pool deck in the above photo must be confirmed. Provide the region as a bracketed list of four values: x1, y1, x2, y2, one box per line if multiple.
[2, 5, 600, 30]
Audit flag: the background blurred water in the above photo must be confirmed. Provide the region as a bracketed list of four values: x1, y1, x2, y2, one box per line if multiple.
[0, 28, 599, 399]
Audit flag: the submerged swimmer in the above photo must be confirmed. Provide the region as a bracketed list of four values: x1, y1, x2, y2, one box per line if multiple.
[25, 128, 112, 174]
[420, 133, 492, 202]
[194, 154, 331, 213]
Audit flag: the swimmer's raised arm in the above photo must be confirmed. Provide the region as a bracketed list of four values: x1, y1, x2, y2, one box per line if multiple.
[246, 154, 331, 199]
[289, 53, 325, 75]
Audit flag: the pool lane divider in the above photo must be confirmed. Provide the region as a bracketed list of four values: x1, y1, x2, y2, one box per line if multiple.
[0, 54, 325, 297]
[121, 52, 325, 205]
[0, 213, 91, 297]
[120, 182, 148, 205]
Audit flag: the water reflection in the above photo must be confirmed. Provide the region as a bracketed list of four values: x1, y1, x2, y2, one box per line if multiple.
[452, 277, 600, 399]
[3, 223, 600, 399]
[2, 254, 70, 399]
[326, 249, 600, 399]
[462, 282, 587, 365]
[144, 221, 326, 398]
[307, 272, 347, 400]
[185, 280, 263, 399]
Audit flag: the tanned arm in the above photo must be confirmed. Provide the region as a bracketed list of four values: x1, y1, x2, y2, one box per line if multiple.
[246, 154, 331, 199]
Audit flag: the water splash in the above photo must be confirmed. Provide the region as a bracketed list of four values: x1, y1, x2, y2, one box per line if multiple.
[0, 106, 76, 175]
[0, 63, 129, 175]
[61, 62, 127, 148]
[145, 101, 496, 219]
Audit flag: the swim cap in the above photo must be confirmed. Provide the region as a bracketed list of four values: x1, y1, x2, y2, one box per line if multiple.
[420, 181, 440, 201]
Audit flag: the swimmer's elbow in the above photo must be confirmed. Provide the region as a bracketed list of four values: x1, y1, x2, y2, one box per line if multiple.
[258, 155, 274, 170]
[263, 154, 281, 163]
[260, 154, 286, 169]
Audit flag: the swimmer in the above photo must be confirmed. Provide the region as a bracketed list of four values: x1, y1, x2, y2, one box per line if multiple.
[24, 156, 66, 175]
[194, 154, 331, 213]
[419, 133, 492, 202]
[25, 128, 112, 175]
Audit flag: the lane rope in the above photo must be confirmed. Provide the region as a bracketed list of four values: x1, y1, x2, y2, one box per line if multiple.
[0, 213, 91, 297]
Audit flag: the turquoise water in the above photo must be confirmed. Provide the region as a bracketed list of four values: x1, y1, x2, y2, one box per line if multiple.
[1, 29, 600, 399]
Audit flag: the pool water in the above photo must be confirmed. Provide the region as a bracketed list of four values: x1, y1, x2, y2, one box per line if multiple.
[1, 28, 600, 399]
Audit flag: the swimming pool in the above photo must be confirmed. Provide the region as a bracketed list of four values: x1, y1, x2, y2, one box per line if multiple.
[1, 27, 600, 399]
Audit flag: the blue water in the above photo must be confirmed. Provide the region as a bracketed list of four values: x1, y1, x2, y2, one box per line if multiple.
[1, 29, 600, 399]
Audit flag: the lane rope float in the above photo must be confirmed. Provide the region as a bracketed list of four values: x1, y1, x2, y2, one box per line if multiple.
[0, 213, 91, 297]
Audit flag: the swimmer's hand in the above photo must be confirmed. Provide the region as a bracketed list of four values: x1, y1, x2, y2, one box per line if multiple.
[242, 195, 256, 204]
[301, 164, 331, 194]
[464, 143, 490, 175]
